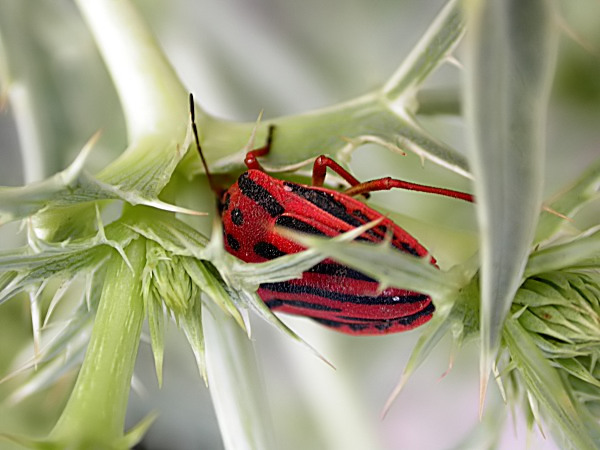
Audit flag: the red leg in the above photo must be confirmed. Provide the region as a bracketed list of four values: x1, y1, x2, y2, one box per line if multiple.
[344, 177, 474, 203]
[312, 155, 362, 187]
[312, 155, 370, 198]
[244, 124, 275, 171]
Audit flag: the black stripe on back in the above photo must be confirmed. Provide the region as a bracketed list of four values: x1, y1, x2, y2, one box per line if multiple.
[254, 241, 286, 260]
[311, 318, 370, 332]
[352, 209, 371, 222]
[283, 182, 362, 227]
[283, 182, 389, 243]
[259, 281, 428, 305]
[336, 301, 434, 322]
[307, 262, 377, 282]
[238, 172, 284, 217]
[312, 301, 434, 331]
[275, 215, 326, 236]
[265, 299, 342, 312]
[397, 242, 421, 257]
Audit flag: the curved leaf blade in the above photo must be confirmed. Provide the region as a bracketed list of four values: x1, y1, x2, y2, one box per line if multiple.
[463, 0, 558, 401]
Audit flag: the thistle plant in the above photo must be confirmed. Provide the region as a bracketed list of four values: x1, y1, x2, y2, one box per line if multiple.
[0, 0, 599, 449]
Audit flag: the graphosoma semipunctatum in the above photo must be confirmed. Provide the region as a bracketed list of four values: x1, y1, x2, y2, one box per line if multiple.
[190, 95, 473, 335]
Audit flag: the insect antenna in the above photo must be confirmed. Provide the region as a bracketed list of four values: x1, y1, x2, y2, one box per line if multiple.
[189, 93, 220, 197]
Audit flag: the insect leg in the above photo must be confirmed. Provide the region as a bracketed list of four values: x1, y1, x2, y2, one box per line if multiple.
[311, 155, 371, 199]
[344, 177, 474, 202]
[311, 155, 362, 187]
[244, 124, 275, 171]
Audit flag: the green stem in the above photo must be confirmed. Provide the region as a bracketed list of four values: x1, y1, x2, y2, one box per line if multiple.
[74, 0, 189, 141]
[382, 0, 464, 104]
[415, 88, 461, 116]
[49, 238, 146, 448]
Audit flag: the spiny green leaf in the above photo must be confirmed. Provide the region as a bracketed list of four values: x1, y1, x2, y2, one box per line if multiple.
[535, 158, 600, 243]
[555, 358, 600, 390]
[192, 94, 470, 179]
[0, 145, 199, 227]
[382, 275, 480, 416]
[181, 258, 245, 332]
[382, 0, 465, 103]
[382, 309, 453, 417]
[0, 136, 95, 225]
[143, 279, 165, 387]
[504, 318, 598, 450]
[527, 333, 593, 359]
[463, 0, 558, 400]
[186, 0, 469, 179]
[122, 411, 159, 449]
[179, 292, 207, 383]
[526, 228, 600, 277]
[121, 206, 209, 257]
[515, 272, 600, 348]
[289, 225, 469, 303]
[0, 217, 141, 304]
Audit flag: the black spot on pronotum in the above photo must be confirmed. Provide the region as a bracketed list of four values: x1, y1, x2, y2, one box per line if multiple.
[231, 208, 244, 226]
[238, 172, 284, 217]
[226, 234, 241, 251]
[275, 216, 326, 236]
[254, 242, 286, 260]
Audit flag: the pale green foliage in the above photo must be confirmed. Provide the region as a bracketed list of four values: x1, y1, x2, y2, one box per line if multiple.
[502, 271, 600, 449]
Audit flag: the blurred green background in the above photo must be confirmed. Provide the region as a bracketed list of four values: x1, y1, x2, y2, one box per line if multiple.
[1, 0, 599, 448]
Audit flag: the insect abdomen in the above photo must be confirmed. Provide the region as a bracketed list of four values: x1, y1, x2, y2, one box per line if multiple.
[221, 170, 435, 335]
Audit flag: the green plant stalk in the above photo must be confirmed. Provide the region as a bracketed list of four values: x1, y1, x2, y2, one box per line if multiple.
[0, 2, 66, 180]
[48, 238, 146, 447]
[383, 0, 464, 103]
[74, 0, 191, 206]
[74, 0, 188, 141]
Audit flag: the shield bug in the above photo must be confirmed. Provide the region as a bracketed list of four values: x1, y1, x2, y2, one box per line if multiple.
[190, 94, 473, 335]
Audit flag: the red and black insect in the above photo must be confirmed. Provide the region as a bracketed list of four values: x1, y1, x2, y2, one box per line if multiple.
[190, 95, 473, 335]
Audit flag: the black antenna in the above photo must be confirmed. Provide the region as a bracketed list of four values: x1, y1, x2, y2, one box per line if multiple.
[189, 93, 219, 196]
